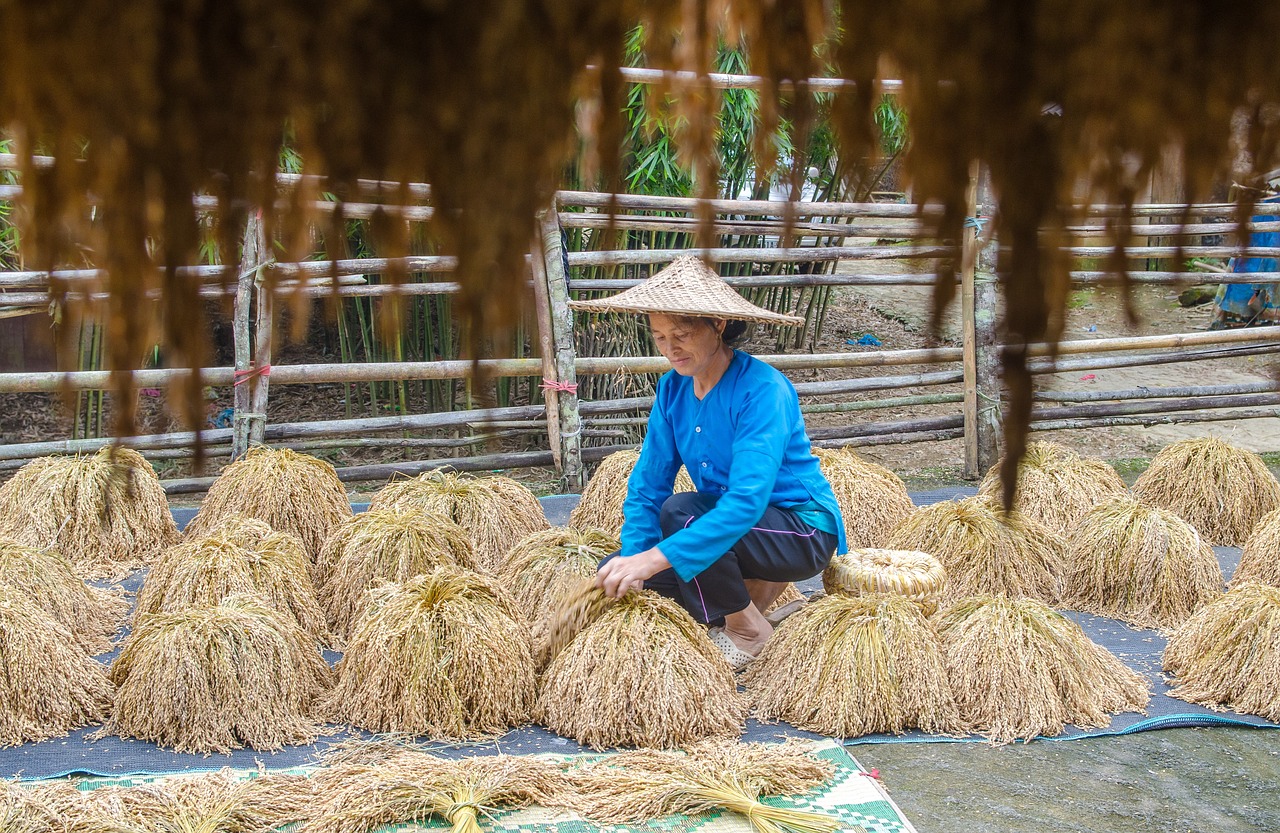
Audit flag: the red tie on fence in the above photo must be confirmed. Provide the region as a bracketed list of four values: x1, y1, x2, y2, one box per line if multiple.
[539, 378, 578, 395]
[233, 363, 271, 386]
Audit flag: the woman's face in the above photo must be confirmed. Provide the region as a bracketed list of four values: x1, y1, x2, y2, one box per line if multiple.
[648, 313, 726, 378]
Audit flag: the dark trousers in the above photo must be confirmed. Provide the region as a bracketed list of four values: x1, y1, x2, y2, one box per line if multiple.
[603, 492, 838, 624]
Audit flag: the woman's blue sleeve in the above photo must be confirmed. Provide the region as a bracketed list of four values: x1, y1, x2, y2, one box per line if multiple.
[619, 379, 682, 556]
[656, 381, 792, 580]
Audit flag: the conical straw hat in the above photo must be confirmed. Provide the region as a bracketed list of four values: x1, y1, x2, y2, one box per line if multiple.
[569, 255, 804, 325]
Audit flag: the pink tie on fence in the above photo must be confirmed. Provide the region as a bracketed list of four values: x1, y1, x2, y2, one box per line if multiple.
[539, 378, 578, 395]
[233, 363, 271, 386]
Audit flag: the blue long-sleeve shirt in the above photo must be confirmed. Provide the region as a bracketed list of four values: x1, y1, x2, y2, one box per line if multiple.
[619, 350, 848, 581]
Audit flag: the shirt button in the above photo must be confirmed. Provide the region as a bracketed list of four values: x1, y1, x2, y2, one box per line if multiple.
[701, 462, 708, 468]
[695, 426, 702, 433]
[721, 486, 727, 492]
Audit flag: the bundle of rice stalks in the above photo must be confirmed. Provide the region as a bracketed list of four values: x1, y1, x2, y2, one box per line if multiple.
[562, 740, 840, 833]
[815, 447, 916, 548]
[0, 585, 113, 746]
[822, 548, 946, 615]
[306, 747, 567, 833]
[106, 594, 332, 753]
[1232, 506, 1280, 588]
[1163, 581, 1280, 720]
[977, 441, 1129, 537]
[537, 588, 747, 749]
[323, 567, 535, 739]
[182, 447, 353, 565]
[0, 447, 178, 579]
[567, 449, 695, 536]
[1131, 437, 1280, 546]
[886, 496, 1064, 604]
[496, 527, 619, 624]
[0, 781, 65, 833]
[744, 593, 963, 738]
[371, 471, 548, 571]
[0, 539, 127, 654]
[318, 509, 477, 641]
[1063, 497, 1223, 630]
[935, 595, 1149, 743]
[134, 535, 330, 644]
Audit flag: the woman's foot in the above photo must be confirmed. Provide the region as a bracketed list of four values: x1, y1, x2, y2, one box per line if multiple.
[723, 603, 774, 657]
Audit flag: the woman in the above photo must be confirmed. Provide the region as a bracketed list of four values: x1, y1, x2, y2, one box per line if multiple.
[571, 255, 847, 669]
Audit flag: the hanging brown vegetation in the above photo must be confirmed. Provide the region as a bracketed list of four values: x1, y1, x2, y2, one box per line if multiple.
[370, 471, 548, 571]
[886, 496, 1064, 605]
[183, 447, 353, 566]
[562, 740, 840, 833]
[0, 585, 114, 747]
[496, 527, 619, 625]
[567, 450, 695, 536]
[318, 508, 476, 642]
[0, 448, 178, 580]
[134, 534, 330, 644]
[822, 548, 946, 615]
[1131, 437, 1280, 546]
[0, 539, 127, 655]
[323, 567, 535, 739]
[305, 747, 567, 833]
[815, 448, 916, 548]
[935, 595, 1149, 743]
[1163, 581, 1280, 721]
[106, 594, 332, 753]
[537, 589, 746, 749]
[977, 441, 1129, 538]
[1234, 506, 1280, 588]
[744, 593, 963, 738]
[1063, 497, 1223, 630]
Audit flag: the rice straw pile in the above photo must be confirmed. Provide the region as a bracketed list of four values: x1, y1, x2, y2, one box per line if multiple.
[0, 781, 62, 833]
[822, 548, 946, 615]
[182, 446, 353, 565]
[815, 447, 916, 548]
[106, 594, 332, 753]
[744, 593, 963, 738]
[318, 508, 477, 641]
[886, 496, 1064, 605]
[1232, 506, 1280, 588]
[977, 441, 1129, 537]
[537, 586, 746, 749]
[1163, 581, 1280, 721]
[306, 747, 567, 833]
[0, 539, 127, 654]
[0, 585, 114, 746]
[135, 534, 330, 643]
[370, 471, 549, 571]
[496, 527, 619, 624]
[1131, 437, 1280, 546]
[562, 740, 840, 833]
[323, 567, 535, 739]
[1063, 497, 1223, 630]
[935, 595, 1150, 743]
[0, 447, 179, 579]
[567, 449, 695, 536]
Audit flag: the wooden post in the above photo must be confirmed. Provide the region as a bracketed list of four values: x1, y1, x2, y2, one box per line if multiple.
[961, 163, 1001, 479]
[534, 203, 585, 492]
[231, 213, 268, 459]
[249, 215, 272, 445]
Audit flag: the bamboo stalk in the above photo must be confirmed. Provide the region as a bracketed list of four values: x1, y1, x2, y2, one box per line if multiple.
[1035, 380, 1280, 402]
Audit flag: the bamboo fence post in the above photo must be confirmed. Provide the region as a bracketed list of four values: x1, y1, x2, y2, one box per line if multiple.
[961, 164, 1000, 477]
[249, 215, 272, 446]
[230, 216, 258, 460]
[535, 203, 585, 492]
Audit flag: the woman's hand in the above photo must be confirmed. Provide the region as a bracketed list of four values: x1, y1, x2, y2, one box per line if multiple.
[596, 547, 671, 598]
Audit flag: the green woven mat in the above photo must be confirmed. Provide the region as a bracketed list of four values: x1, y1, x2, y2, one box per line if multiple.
[42, 740, 913, 833]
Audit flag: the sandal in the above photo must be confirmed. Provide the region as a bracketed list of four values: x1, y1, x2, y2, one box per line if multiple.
[708, 627, 759, 671]
[764, 598, 806, 627]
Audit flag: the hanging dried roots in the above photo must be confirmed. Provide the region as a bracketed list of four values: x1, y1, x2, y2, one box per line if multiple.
[323, 567, 535, 739]
[1131, 437, 1280, 546]
[537, 590, 746, 749]
[0, 538, 126, 654]
[497, 527, 619, 625]
[1163, 581, 1280, 721]
[317, 508, 476, 642]
[1062, 497, 1223, 630]
[567, 450, 695, 537]
[106, 594, 332, 753]
[745, 593, 964, 738]
[370, 471, 548, 571]
[887, 496, 1064, 605]
[815, 447, 916, 548]
[0, 447, 178, 579]
[977, 441, 1129, 538]
[183, 446, 353, 567]
[935, 595, 1150, 743]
